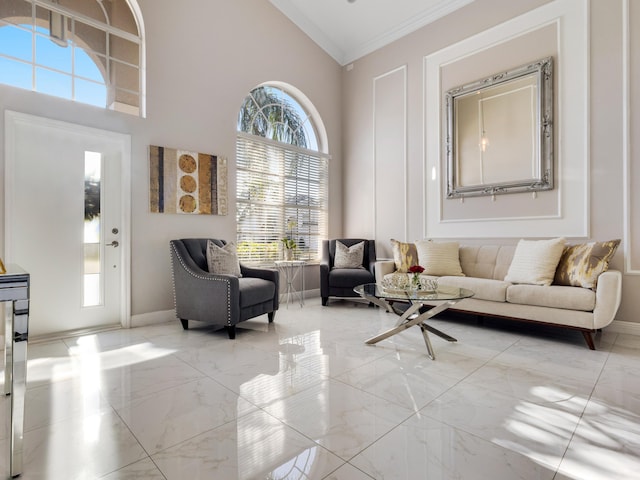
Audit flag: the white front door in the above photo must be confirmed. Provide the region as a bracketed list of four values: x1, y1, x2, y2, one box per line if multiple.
[5, 111, 130, 337]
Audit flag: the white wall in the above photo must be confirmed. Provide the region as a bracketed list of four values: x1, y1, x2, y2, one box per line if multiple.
[342, 0, 640, 327]
[0, 0, 343, 325]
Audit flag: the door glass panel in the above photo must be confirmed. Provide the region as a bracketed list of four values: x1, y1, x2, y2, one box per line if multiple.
[84, 151, 102, 307]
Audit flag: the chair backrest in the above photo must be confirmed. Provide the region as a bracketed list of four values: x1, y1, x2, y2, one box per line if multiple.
[325, 238, 376, 270]
[173, 238, 226, 272]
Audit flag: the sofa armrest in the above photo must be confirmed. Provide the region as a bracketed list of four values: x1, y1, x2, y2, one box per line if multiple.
[593, 270, 622, 329]
[375, 260, 396, 283]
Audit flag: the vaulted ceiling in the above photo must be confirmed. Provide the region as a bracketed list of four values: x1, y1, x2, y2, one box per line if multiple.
[269, 0, 475, 65]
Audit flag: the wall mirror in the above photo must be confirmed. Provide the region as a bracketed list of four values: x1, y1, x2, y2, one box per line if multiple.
[445, 57, 553, 198]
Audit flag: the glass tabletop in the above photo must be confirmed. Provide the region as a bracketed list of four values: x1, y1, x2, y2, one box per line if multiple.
[354, 283, 474, 302]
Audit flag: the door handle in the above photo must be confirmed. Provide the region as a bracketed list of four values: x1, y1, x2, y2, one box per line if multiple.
[106, 241, 119, 248]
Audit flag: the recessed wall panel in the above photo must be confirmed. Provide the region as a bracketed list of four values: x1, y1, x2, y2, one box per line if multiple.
[424, 0, 588, 238]
[628, 0, 640, 272]
[374, 66, 406, 258]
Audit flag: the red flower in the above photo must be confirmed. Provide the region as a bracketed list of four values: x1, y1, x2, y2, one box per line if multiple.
[408, 265, 425, 274]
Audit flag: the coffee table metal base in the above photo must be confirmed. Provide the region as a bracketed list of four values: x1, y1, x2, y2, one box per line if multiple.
[363, 295, 460, 360]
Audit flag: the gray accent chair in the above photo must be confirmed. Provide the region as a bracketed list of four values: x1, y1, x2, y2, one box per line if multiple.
[170, 239, 279, 339]
[320, 239, 376, 306]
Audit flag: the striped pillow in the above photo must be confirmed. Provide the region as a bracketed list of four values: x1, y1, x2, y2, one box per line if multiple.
[504, 238, 565, 286]
[415, 240, 464, 276]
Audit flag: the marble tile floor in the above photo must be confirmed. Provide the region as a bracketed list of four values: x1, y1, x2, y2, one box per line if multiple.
[1, 298, 639, 479]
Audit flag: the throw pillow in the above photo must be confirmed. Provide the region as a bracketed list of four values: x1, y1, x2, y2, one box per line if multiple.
[334, 241, 365, 269]
[504, 237, 566, 286]
[415, 240, 464, 276]
[390, 238, 418, 273]
[206, 240, 242, 277]
[554, 239, 621, 289]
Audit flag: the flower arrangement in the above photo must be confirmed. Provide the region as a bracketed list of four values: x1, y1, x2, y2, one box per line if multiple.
[281, 218, 298, 249]
[408, 265, 425, 289]
[280, 237, 297, 249]
[281, 218, 297, 260]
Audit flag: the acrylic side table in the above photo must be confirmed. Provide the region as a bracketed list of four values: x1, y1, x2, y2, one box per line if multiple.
[2, 265, 30, 478]
[274, 260, 306, 307]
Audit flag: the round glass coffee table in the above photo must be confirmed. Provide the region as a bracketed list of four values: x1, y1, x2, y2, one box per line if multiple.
[354, 283, 474, 360]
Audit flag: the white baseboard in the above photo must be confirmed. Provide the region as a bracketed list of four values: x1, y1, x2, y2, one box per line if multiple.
[129, 291, 322, 328]
[130, 309, 175, 327]
[608, 320, 640, 336]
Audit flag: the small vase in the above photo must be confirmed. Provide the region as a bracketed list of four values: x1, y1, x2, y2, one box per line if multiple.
[411, 274, 421, 290]
[284, 248, 294, 261]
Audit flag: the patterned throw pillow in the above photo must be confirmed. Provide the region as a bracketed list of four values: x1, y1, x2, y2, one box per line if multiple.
[390, 239, 418, 273]
[554, 239, 620, 289]
[415, 240, 465, 276]
[206, 240, 242, 277]
[504, 237, 565, 286]
[334, 241, 365, 269]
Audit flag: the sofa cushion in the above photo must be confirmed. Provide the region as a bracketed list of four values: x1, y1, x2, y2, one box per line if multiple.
[238, 277, 276, 307]
[415, 240, 464, 276]
[504, 238, 565, 286]
[459, 245, 516, 280]
[206, 240, 242, 277]
[507, 284, 596, 312]
[438, 276, 510, 302]
[554, 239, 621, 289]
[334, 241, 365, 269]
[390, 238, 418, 273]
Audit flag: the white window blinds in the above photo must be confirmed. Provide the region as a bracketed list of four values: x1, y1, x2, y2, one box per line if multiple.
[236, 132, 329, 264]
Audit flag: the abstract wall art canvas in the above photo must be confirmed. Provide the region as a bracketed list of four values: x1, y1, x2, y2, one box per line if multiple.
[149, 145, 228, 215]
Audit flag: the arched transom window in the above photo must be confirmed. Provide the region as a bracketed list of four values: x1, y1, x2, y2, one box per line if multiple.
[0, 0, 145, 116]
[236, 84, 329, 264]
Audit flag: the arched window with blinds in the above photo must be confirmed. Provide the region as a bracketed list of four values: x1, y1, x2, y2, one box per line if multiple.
[236, 84, 329, 264]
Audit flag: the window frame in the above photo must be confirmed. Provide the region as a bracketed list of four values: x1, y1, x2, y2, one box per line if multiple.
[0, 0, 145, 116]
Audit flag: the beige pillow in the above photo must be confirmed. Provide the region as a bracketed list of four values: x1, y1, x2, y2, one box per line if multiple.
[415, 240, 464, 276]
[390, 239, 418, 273]
[206, 240, 242, 277]
[334, 241, 365, 269]
[504, 237, 565, 286]
[554, 239, 620, 289]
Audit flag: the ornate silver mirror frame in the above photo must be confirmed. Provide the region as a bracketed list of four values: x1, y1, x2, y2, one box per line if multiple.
[445, 57, 553, 198]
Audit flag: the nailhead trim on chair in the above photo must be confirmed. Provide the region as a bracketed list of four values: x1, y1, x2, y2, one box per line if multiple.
[170, 242, 232, 324]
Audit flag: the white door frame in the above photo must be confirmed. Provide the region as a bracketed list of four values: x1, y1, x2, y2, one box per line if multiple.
[4, 110, 132, 329]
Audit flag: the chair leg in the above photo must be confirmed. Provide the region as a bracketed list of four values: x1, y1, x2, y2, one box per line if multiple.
[322, 297, 328, 306]
[226, 325, 236, 339]
[268, 311, 275, 323]
[180, 319, 188, 330]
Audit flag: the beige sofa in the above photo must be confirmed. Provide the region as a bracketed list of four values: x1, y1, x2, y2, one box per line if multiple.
[375, 244, 622, 350]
